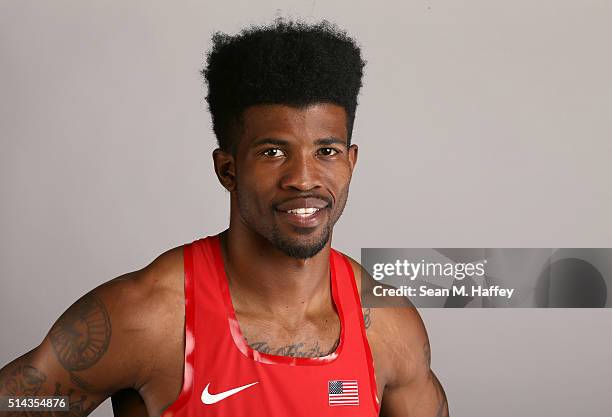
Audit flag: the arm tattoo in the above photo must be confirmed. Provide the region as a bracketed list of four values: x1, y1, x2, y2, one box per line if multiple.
[1, 364, 98, 417]
[2, 364, 46, 395]
[49, 293, 111, 388]
[53, 381, 98, 416]
[362, 308, 372, 329]
[70, 372, 95, 392]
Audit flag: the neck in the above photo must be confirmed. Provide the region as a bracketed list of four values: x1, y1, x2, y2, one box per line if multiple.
[220, 222, 333, 318]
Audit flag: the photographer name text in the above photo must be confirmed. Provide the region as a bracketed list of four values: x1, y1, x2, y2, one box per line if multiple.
[373, 285, 515, 299]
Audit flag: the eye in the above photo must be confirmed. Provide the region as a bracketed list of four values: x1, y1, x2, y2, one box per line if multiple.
[318, 147, 339, 156]
[262, 148, 285, 157]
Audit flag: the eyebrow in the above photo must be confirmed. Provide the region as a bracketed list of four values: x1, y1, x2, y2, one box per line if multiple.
[251, 137, 348, 148]
[315, 137, 347, 147]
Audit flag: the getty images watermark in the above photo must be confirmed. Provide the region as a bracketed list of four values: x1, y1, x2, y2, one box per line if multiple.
[370, 258, 512, 298]
[360, 249, 612, 308]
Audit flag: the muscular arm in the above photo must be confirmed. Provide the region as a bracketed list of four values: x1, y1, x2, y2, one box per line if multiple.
[0, 248, 184, 417]
[0, 289, 120, 415]
[377, 309, 448, 417]
[344, 255, 449, 417]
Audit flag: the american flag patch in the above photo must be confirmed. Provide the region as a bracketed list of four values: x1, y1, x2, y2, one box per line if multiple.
[328, 380, 359, 406]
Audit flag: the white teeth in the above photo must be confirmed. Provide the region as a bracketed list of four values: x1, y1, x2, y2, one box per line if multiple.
[286, 207, 319, 215]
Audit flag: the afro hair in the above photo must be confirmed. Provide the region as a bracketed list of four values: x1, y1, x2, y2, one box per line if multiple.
[202, 18, 366, 151]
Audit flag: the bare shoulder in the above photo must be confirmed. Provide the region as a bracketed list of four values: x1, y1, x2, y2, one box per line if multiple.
[125, 245, 185, 312]
[97, 245, 185, 338]
[98, 245, 186, 385]
[339, 252, 430, 387]
[0, 245, 187, 415]
[56, 245, 186, 384]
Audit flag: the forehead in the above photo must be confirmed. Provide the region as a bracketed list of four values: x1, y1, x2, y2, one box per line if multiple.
[236, 103, 348, 148]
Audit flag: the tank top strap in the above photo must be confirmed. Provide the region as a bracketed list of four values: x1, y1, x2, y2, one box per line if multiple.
[330, 249, 379, 413]
[330, 249, 366, 336]
[189, 234, 225, 302]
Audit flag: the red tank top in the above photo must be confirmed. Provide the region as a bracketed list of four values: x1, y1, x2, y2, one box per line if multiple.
[162, 235, 380, 417]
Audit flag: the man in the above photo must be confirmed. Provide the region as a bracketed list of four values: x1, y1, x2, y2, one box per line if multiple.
[0, 19, 448, 417]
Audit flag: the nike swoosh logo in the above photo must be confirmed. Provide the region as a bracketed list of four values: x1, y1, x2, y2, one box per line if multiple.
[201, 381, 259, 405]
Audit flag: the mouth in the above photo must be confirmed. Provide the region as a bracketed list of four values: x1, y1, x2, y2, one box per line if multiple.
[284, 207, 323, 217]
[275, 205, 329, 228]
[274, 197, 331, 228]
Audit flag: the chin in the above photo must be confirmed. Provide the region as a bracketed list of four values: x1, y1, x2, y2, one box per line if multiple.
[272, 228, 330, 259]
[276, 242, 327, 259]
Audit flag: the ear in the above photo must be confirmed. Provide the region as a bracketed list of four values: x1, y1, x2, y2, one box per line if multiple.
[348, 143, 359, 173]
[212, 148, 236, 191]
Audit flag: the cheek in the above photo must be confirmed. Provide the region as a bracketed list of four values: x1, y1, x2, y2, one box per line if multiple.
[237, 172, 274, 208]
[237, 163, 260, 187]
[242, 161, 279, 184]
[325, 165, 352, 194]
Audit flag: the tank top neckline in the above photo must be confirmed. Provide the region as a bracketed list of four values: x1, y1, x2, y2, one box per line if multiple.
[208, 234, 346, 366]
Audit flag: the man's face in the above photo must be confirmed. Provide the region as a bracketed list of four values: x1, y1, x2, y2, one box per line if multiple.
[222, 103, 358, 259]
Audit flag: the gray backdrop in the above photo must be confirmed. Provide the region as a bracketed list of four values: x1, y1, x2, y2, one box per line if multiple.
[1, 1, 611, 416]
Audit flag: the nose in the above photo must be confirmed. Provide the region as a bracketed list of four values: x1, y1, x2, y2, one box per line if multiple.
[279, 151, 322, 192]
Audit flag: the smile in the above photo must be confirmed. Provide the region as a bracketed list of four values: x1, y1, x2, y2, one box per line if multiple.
[284, 207, 321, 216]
[276, 206, 328, 228]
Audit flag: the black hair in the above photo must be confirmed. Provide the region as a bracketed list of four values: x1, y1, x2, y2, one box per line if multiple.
[202, 18, 366, 151]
